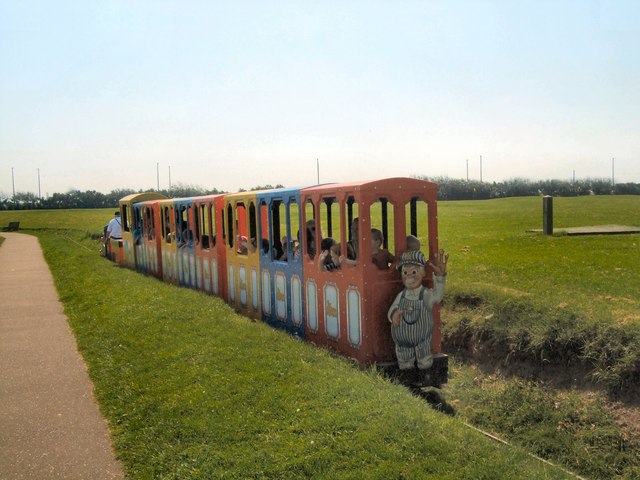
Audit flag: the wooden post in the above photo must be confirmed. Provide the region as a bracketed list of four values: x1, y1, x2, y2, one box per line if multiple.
[543, 195, 553, 235]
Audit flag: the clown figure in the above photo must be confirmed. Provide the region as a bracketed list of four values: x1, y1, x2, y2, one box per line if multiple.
[388, 249, 448, 386]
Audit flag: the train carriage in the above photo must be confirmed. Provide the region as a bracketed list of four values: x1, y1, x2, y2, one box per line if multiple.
[300, 178, 445, 378]
[132, 199, 163, 278]
[193, 194, 228, 299]
[223, 191, 267, 320]
[173, 198, 199, 289]
[256, 187, 306, 338]
[118, 192, 166, 268]
[157, 198, 179, 285]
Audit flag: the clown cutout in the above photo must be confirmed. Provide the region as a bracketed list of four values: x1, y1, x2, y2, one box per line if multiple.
[388, 249, 448, 386]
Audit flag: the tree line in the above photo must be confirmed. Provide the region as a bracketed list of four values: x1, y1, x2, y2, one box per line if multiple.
[1, 178, 638, 210]
[415, 176, 640, 200]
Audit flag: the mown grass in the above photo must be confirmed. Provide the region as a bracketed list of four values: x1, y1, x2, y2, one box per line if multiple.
[444, 360, 640, 479]
[31, 229, 574, 479]
[437, 196, 640, 393]
[2, 196, 640, 478]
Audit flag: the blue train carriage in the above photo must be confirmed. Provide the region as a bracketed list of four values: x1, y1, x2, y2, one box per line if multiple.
[223, 191, 265, 320]
[173, 198, 199, 289]
[132, 199, 164, 278]
[300, 178, 447, 385]
[119, 192, 166, 269]
[256, 187, 306, 338]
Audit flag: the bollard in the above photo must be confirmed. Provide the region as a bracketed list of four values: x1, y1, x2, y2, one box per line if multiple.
[543, 195, 553, 235]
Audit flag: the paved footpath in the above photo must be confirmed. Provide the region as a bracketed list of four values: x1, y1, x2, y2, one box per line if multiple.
[0, 233, 124, 479]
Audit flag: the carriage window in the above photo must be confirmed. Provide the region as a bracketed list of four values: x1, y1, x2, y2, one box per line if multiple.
[249, 201, 258, 253]
[304, 199, 317, 258]
[321, 197, 341, 252]
[345, 196, 359, 260]
[194, 205, 201, 246]
[162, 206, 172, 243]
[209, 204, 216, 247]
[177, 206, 191, 245]
[370, 198, 395, 254]
[145, 207, 154, 240]
[122, 206, 131, 232]
[270, 200, 287, 261]
[289, 198, 300, 260]
[226, 204, 234, 249]
[258, 200, 269, 255]
[405, 197, 429, 254]
[199, 204, 210, 249]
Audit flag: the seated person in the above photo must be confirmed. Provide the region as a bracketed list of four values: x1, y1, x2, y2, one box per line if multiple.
[406, 234, 421, 252]
[346, 217, 359, 260]
[318, 238, 342, 272]
[278, 236, 289, 261]
[371, 228, 394, 270]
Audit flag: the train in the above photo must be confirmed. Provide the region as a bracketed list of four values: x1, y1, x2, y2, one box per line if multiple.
[105, 177, 448, 386]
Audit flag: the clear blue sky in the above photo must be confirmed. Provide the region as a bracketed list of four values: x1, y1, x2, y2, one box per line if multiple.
[1, 0, 639, 196]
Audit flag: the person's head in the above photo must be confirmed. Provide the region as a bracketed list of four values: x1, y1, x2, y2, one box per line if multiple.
[350, 217, 359, 236]
[114, 211, 120, 217]
[320, 237, 336, 252]
[371, 228, 383, 251]
[406, 235, 420, 251]
[396, 250, 427, 289]
[320, 237, 337, 263]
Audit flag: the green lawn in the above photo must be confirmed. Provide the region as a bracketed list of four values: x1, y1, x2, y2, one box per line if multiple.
[29, 229, 573, 479]
[2, 195, 639, 478]
[439, 195, 640, 324]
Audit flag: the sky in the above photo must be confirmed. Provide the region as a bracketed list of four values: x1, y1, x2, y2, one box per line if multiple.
[1, 0, 639, 197]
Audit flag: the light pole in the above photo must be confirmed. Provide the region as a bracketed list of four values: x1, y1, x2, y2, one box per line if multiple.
[38, 168, 41, 198]
[11, 167, 15, 198]
[168, 165, 172, 193]
[156, 162, 160, 191]
[612, 157, 615, 186]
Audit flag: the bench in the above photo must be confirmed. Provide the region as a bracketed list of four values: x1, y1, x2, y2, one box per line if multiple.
[3, 222, 20, 232]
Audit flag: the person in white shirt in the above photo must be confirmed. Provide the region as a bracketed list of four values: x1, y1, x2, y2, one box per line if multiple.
[106, 211, 122, 240]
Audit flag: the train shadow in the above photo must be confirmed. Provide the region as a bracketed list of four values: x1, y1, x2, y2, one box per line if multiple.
[377, 364, 456, 416]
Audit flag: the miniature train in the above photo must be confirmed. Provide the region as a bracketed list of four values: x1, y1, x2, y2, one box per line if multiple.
[106, 177, 448, 385]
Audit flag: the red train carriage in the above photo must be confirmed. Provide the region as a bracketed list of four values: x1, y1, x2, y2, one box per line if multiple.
[192, 194, 228, 300]
[300, 178, 445, 376]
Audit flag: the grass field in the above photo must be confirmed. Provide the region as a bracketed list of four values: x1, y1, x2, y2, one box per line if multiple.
[1, 195, 639, 478]
[27, 229, 574, 479]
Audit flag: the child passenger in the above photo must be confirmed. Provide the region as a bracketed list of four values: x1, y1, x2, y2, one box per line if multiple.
[318, 238, 342, 272]
[371, 228, 395, 270]
[406, 235, 421, 252]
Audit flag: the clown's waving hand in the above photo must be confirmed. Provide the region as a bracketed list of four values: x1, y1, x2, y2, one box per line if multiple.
[388, 249, 448, 383]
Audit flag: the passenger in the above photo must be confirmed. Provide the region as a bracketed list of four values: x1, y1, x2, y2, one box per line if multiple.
[106, 211, 122, 241]
[305, 220, 317, 258]
[318, 238, 342, 272]
[278, 236, 289, 261]
[371, 228, 394, 270]
[237, 235, 256, 254]
[237, 235, 248, 254]
[407, 235, 421, 252]
[347, 217, 359, 260]
[261, 238, 270, 255]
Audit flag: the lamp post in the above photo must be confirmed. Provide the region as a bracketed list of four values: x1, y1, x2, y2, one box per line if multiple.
[11, 167, 15, 199]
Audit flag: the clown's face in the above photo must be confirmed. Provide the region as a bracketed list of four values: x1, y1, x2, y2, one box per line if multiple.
[401, 264, 425, 290]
